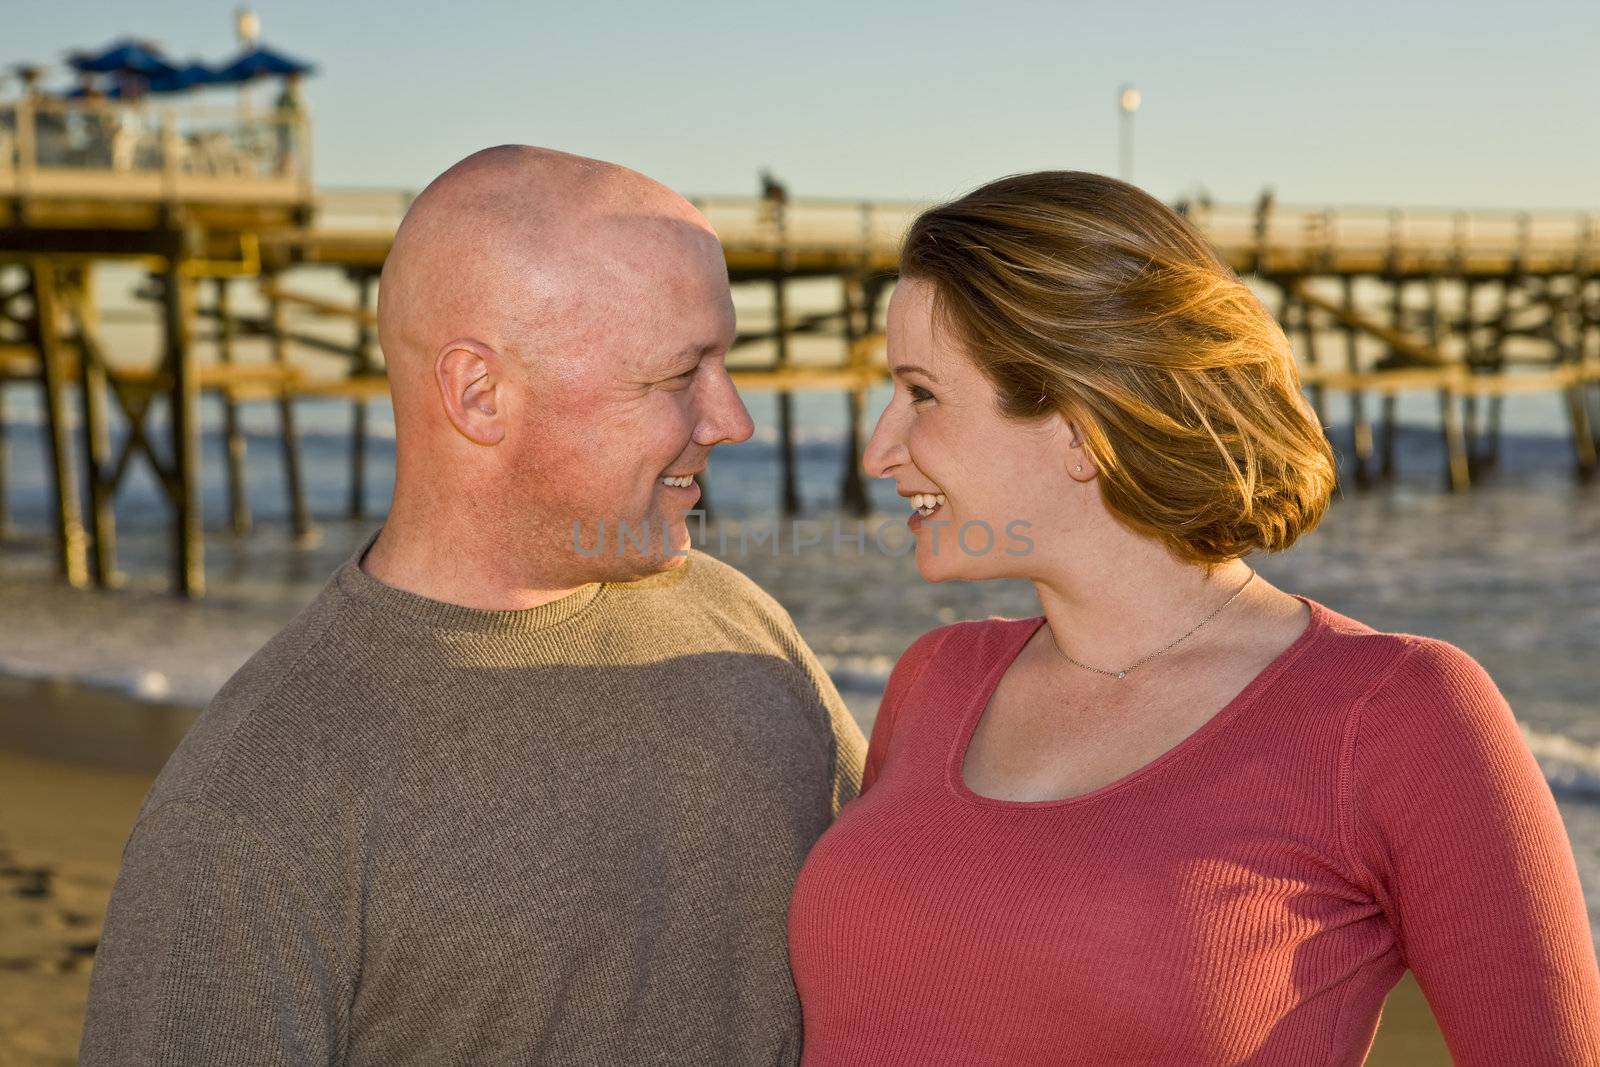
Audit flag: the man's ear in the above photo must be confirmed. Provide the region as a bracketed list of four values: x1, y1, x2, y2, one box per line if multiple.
[435, 338, 507, 446]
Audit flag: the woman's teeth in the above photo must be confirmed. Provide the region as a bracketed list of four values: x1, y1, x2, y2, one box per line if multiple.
[661, 475, 696, 488]
[911, 493, 946, 516]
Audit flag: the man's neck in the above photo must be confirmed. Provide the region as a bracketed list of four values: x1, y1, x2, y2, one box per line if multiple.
[360, 521, 591, 612]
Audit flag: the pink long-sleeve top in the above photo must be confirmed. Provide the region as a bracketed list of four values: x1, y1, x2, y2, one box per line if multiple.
[787, 595, 1600, 1065]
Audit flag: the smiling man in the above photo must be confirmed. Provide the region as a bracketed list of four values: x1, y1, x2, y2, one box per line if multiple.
[80, 146, 866, 1066]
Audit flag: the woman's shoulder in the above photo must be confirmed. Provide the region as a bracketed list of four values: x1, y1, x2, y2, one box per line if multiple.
[1297, 596, 1497, 692]
[1290, 597, 1510, 747]
[868, 616, 1045, 767]
[894, 614, 1044, 675]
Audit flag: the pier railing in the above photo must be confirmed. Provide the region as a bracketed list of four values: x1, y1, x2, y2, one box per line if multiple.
[0, 97, 312, 204]
[311, 187, 1600, 273]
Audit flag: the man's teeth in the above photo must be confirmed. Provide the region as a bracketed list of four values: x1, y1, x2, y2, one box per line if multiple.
[661, 474, 696, 488]
[911, 493, 946, 516]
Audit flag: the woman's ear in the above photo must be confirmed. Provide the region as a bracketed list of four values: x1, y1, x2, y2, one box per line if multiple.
[435, 338, 507, 446]
[1064, 419, 1098, 482]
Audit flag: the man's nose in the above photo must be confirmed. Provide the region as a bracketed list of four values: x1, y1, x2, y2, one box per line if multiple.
[696, 366, 755, 447]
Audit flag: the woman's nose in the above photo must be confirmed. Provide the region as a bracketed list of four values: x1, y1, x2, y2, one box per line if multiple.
[862, 407, 902, 480]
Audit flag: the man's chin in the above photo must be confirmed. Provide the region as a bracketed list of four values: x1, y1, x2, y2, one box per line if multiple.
[568, 511, 695, 581]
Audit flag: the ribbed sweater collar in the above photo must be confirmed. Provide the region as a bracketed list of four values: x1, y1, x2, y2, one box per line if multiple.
[333, 527, 614, 636]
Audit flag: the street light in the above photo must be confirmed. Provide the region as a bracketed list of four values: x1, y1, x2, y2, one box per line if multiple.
[1118, 83, 1140, 183]
[235, 8, 261, 119]
[236, 7, 261, 45]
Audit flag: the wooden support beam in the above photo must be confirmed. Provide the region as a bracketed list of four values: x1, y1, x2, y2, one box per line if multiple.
[0, 268, 12, 537]
[265, 271, 314, 544]
[1336, 275, 1373, 488]
[1294, 288, 1327, 424]
[215, 277, 251, 534]
[1291, 277, 1445, 367]
[348, 271, 376, 519]
[257, 277, 378, 327]
[773, 270, 800, 518]
[839, 274, 869, 516]
[1378, 276, 1403, 481]
[65, 268, 121, 587]
[30, 258, 89, 587]
[0, 352, 8, 537]
[162, 257, 205, 598]
[1564, 381, 1598, 482]
[0, 226, 185, 258]
[1484, 275, 1516, 469]
[732, 308, 847, 349]
[1439, 386, 1471, 492]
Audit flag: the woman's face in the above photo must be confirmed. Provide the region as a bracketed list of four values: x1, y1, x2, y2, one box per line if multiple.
[864, 277, 1078, 582]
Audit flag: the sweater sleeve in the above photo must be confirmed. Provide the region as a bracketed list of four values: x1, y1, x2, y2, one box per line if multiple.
[862, 626, 949, 794]
[1342, 637, 1600, 1065]
[79, 799, 351, 1066]
[786, 630, 868, 817]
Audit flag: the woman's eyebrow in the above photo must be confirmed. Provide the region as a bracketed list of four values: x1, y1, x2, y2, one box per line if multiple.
[891, 364, 941, 384]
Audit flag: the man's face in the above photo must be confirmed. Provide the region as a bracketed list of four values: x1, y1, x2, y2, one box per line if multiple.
[505, 218, 752, 581]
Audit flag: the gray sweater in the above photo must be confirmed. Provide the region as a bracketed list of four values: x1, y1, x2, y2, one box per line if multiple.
[79, 535, 866, 1065]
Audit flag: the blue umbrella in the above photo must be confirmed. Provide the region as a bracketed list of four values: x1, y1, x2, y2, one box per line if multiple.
[210, 44, 315, 82]
[66, 38, 178, 78]
[145, 61, 217, 94]
[60, 82, 128, 100]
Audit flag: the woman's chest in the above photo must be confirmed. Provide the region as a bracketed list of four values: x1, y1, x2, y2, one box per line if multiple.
[960, 667, 1246, 804]
[790, 794, 1392, 1055]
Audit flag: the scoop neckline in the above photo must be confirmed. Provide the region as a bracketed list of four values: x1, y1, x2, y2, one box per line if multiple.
[944, 593, 1329, 812]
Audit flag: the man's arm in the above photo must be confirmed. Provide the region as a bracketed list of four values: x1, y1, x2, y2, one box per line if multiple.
[80, 799, 351, 1066]
[782, 635, 867, 816]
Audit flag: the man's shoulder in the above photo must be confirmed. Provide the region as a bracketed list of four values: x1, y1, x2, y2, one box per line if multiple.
[679, 548, 782, 604]
[631, 549, 798, 636]
[140, 577, 374, 820]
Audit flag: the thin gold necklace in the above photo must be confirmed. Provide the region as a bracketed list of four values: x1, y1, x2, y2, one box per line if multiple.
[1048, 568, 1257, 680]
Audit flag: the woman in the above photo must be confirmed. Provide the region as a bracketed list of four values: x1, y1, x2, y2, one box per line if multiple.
[787, 171, 1600, 1064]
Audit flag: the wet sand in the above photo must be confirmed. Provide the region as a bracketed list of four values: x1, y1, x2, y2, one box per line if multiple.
[0, 748, 154, 1066]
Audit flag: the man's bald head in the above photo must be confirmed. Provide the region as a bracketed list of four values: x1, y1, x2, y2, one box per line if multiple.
[377, 144, 722, 394]
[368, 145, 752, 591]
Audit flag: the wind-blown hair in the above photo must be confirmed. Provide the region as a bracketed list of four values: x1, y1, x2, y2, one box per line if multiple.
[899, 171, 1336, 567]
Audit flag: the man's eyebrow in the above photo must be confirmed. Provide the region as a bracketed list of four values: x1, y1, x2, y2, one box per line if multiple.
[660, 344, 708, 368]
[891, 364, 940, 384]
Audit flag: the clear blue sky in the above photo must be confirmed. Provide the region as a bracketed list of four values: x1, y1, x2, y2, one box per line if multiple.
[10, 0, 1600, 209]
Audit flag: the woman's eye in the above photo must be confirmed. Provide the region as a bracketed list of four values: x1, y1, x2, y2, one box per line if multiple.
[908, 384, 934, 404]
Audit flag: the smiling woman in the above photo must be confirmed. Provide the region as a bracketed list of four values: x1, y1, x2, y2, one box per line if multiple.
[789, 170, 1600, 1067]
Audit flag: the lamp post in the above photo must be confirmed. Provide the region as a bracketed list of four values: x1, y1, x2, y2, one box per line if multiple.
[1118, 83, 1140, 183]
[236, 7, 261, 44]
[235, 7, 260, 119]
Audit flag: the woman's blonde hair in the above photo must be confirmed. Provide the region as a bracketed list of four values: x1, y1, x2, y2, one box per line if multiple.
[899, 170, 1336, 568]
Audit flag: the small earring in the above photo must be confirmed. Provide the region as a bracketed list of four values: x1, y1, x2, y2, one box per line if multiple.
[1074, 464, 1083, 472]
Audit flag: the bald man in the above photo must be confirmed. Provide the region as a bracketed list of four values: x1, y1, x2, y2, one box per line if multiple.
[80, 146, 866, 1066]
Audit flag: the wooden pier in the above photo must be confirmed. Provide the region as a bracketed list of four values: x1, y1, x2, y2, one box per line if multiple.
[2, 97, 1597, 596]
